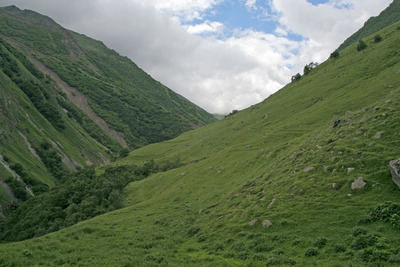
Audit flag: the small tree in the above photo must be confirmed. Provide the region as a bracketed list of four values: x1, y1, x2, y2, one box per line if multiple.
[330, 50, 340, 59]
[303, 65, 311, 75]
[357, 39, 367, 51]
[303, 62, 318, 75]
[291, 73, 301, 82]
[374, 34, 382, 43]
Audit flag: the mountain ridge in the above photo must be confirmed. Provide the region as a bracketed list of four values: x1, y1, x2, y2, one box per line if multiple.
[338, 0, 400, 50]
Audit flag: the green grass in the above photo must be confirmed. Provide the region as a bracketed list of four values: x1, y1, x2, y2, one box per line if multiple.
[1, 11, 400, 267]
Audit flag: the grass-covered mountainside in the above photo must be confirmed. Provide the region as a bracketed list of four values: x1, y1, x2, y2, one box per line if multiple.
[0, 6, 215, 149]
[0, 6, 215, 202]
[338, 0, 400, 50]
[1, 14, 400, 266]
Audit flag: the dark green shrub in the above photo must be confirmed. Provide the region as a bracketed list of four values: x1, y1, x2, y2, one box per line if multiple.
[351, 234, 378, 250]
[357, 39, 368, 51]
[369, 202, 400, 223]
[359, 247, 390, 262]
[390, 214, 400, 229]
[305, 247, 319, 257]
[303, 65, 311, 75]
[314, 237, 328, 248]
[374, 34, 382, 43]
[333, 243, 347, 253]
[330, 50, 340, 59]
[21, 249, 32, 257]
[291, 73, 301, 82]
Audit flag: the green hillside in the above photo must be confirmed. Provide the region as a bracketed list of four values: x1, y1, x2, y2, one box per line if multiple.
[0, 6, 215, 149]
[1, 17, 400, 267]
[338, 0, 400, 50]
[0, 6, 215, 203]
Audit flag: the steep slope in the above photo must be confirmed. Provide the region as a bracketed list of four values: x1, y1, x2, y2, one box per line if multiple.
[1, 19, 400, 266]
[0, 5, 216, 149]
[0, 6, 215, 202]
[0, 36, 116, 202]
[338, 0, 400, 50]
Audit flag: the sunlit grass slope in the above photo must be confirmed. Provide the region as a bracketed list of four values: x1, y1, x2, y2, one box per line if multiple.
[1, 21, 400, 266]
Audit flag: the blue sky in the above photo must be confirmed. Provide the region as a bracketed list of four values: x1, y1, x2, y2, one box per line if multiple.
[0, 0, 393, 113]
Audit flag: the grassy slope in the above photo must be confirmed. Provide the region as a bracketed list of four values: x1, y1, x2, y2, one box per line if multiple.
[1, 21, 400, 267]
[0, 42, 112, 197]
[0, 6, 216, 149]
[338, 0, 400, 51]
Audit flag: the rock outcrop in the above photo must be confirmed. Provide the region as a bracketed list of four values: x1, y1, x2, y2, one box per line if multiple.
[389, 159, 400, 189]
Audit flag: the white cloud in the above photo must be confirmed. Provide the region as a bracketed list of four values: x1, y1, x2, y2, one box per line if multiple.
[0, 0, 394, 114]
[185, 20, 224, 35]
[246, 0, 257, 8]
[150, 0, 223, 21]
[272, 0, 392, 57]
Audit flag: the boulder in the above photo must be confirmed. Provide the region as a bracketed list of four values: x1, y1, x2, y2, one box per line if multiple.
[249, 218, 258, 226]
[373, 131, 384, 139]
[262, 220, 272, 228]
[351, 177, 366, 190]
[389, 159, 400, 189]
[303, 167, 314, 173]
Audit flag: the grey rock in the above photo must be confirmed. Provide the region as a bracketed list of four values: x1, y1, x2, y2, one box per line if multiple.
[262, 220, 272, 228]
[351, 177, 366, 190]
[303, 167, 315, 173]
[249, 218, 258, 226]
[347, 168, 355, 174]
[267, 199, 276, 209]
[373, 131, 384, 139]
[389, 159, 400, 189]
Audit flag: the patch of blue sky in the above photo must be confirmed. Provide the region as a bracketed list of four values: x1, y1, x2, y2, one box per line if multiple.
[307, 0, 353, 9]
[286, 32, 304, 42]
[307, 0, 330, 5]
[190, 0, 278, 37]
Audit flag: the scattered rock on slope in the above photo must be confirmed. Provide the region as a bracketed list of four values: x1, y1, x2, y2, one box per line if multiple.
[249, 218, 258, 226]
[351, 177, 366, 190]
[303, 167, 315, 173]
[389, 159, 400, 189]
[262, 220, 272, 228]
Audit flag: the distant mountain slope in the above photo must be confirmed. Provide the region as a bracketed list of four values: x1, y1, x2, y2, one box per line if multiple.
[338, 0, 400, 50]
[0, 6, 216, 150]
[0, 6, 215, 202]
[1, 17, 400, 267]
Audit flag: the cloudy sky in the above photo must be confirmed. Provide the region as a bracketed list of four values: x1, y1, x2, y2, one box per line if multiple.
[0, 0, 392, 114]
